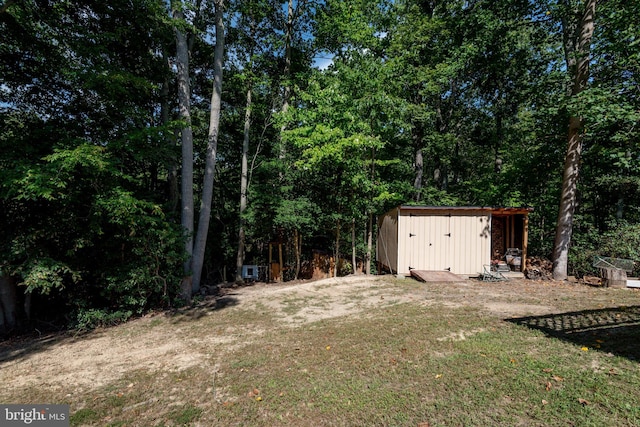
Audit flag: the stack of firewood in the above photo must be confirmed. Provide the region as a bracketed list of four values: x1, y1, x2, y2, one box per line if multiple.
[525, 256, 553, 280]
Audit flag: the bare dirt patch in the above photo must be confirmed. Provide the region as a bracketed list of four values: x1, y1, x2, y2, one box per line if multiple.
[1, 275, 638, 399]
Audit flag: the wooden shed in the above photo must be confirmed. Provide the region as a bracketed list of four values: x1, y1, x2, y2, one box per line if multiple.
[376, 206, 532, 277]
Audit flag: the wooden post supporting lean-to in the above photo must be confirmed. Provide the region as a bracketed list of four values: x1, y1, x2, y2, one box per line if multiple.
[522, 215, 529, 272]
[278, 242, 284, 282]
[268, 242, 283, 282]
[268, 243, 272, 283]
[510, 216, 515, 248]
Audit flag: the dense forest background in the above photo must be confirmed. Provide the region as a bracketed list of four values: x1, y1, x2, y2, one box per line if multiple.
[1, 0, 639, 332]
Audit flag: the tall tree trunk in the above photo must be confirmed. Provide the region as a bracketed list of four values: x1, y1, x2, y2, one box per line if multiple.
[283, 0, 293, 114]
[352, 218, 357, 274]
[412, 121, 424, 202]
[334, 220, 341, 278]
[161, 50, 179, 214]
[365, 147, 375, 275]
[413, 147, 423, 202]
[236, 85, 252, 283]
[0, 274, 17, 335]
[174, 5, 194, 302]
[235, 13, 257, 284]
[191, 0, 225, 292]
[279, 0, 294, 168]
[294, 229, 302, 279]
[365, 213, 372, 275]
[552, 0, 596, 281]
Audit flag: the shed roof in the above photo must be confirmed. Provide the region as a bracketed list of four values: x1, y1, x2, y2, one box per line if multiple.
[397, 205, 533, 215]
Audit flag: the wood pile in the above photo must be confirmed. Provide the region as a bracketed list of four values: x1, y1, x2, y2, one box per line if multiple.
[524, 256, 553, 280]
[299, 251, 335, 280]
[491, 218, 505, 259]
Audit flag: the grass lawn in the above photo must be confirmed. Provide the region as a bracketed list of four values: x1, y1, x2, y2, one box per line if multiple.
[2, 276, 640, 426]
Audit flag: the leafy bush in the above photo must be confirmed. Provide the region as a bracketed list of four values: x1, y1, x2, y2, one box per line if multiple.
[18, 258, 81, 295]
[73, 308, 133, 331]
[2, 142, 185, 331]
[94, 188, 185, 312]
[569, 220, 640, 277]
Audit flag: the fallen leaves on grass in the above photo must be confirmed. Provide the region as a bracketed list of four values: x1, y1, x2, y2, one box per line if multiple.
[578, 398, 590, 406]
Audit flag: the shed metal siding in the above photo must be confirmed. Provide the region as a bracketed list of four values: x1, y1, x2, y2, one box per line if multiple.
[376, 208, 399, 273]
[396, 209, 491, 275]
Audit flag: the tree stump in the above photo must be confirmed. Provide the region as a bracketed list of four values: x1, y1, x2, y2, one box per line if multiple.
[600, 268, 627, 288]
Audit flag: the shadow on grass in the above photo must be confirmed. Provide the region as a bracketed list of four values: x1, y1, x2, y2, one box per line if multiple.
[0, 330, 96, 366]
[167, 294, 240, 323]
[0, 294, 239, 365]
[507, 305, 640, 361]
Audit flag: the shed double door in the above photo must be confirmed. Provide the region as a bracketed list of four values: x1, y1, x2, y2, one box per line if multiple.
[406, 215, 453, 272]
[403, 213, 490, 275]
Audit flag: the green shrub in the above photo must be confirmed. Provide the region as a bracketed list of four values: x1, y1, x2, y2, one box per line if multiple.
[4, 142, 185, 331]
[73, 309, 133, 331]
[569, 220, 640, 277]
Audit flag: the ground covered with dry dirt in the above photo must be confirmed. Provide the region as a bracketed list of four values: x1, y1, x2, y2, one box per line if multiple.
[1, 274, 639, 426]
[1, 275, 637, 393]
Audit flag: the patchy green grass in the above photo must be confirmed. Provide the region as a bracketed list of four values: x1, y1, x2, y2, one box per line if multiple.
[69, 408, 101, 425]
[2, 278, 640, 426]
[166, 405, 203, 425]
[280, 295, 327, 316]
[206, 304, 640, 426]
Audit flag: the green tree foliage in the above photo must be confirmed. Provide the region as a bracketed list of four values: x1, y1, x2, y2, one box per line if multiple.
[579, 0, 640, 225]
[2, 0, 640, 334]
[0, 0, 183, 330]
